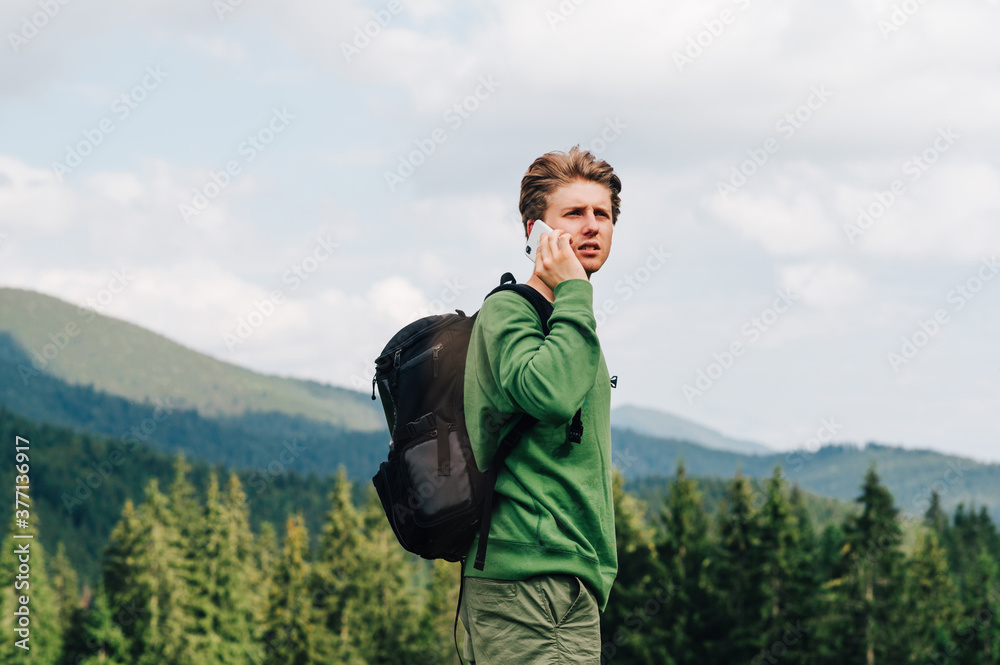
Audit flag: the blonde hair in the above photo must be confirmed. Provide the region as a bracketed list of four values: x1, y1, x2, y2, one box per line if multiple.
[518, 146, 621, 238]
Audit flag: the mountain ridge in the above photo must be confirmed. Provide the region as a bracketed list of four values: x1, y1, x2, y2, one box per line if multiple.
[611, 403, 772, 455]
[3, 285, 997, 520]
[0, 286, 384, 431]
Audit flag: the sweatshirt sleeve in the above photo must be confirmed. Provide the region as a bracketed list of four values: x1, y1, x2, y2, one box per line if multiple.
[479, 278, 601, 425]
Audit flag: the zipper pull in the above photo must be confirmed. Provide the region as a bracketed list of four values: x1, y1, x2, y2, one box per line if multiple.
[432, 343, 442, 377]
[371, 374, 377, 400]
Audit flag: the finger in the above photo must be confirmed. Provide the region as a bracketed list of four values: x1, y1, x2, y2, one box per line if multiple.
[553, 231, 570, 255]
[537, 232, 552, 263]
[546, 231, 564, 253]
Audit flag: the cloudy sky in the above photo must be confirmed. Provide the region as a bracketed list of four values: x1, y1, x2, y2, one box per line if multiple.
[2, 0, 998, 462]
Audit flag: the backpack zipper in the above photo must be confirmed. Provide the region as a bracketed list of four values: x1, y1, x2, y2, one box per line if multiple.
[375, 314, 459, 367]
[397, 342, 444, 373]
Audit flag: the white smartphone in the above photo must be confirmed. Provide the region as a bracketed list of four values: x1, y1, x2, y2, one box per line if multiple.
[524, 220, 554, 262]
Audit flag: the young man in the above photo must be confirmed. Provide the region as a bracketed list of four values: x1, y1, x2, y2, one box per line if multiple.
[459, 146, 621, 663]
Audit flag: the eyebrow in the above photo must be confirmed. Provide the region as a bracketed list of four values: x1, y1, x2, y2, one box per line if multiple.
[561, 204, 611, 215]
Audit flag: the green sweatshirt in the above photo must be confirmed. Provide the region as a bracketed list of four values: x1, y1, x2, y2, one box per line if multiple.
[462, 277, 618, 612]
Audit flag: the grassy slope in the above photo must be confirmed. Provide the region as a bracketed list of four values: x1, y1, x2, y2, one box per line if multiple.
[0, 287, 383, 431]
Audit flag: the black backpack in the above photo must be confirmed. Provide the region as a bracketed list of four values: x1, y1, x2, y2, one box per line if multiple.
[370, 272, 583, 570]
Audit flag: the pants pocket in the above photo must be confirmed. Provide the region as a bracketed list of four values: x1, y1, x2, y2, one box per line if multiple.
[466, 577, 518, 599]
[539, 574, 584, 627]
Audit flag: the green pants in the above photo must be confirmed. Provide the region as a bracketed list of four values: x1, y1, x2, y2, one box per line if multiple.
[459, 574, 602, 664]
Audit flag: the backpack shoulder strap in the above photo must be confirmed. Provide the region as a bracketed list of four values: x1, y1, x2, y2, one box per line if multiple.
[472, 411, 537, 571]
[484, 272, 554, 335]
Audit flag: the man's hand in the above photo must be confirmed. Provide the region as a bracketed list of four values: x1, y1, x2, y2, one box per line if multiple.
[534, 229, 588, 291]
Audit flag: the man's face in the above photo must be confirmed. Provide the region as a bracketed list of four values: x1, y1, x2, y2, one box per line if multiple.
[530, 178, 614, 278]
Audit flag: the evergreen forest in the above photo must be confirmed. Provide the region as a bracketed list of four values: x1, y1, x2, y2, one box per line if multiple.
[3, 453, 999, 665]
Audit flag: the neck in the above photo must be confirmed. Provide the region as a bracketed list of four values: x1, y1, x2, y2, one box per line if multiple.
[525, 271, 592, 303]
[524, 274, 554, 303]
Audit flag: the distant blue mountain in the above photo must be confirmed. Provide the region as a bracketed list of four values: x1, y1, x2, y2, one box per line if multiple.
[612, 404, 772, 455]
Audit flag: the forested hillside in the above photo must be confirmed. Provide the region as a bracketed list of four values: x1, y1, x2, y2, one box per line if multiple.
[4, 287, 999, 522]
[614, 427, 1000, 520]
[2, 435, 998, 664]
[4, 286, 999, 663]
[0, 407, 847, 588]
[0, 335, 389, 480]
[0, 407, 363, 583]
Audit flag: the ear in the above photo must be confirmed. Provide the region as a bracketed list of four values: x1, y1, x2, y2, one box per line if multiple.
[525, 219, 534, 240]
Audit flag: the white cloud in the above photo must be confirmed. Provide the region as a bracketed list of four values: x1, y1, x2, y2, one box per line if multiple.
[185, 34, 246, 62]
[3, 0, 1000, 463]
[369, 276, 429, 325]
[707, 183, 841, 256]
[779, 261, 867, 308]
[0, 156, 77, 232]
[86, 171, 147, 206]
[857, 159, 1000, 261]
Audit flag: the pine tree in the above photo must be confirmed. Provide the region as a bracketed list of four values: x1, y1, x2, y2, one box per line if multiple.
[960, 548, 1000, 665]
[259, 515, 323, 665]
[182, 472, 219, 664]
[923, 489, 949, 539]
[600, 468, 665, 664]
[183, 472, 257, 665]
[311, 466, 369, 665]
[948, 507, 1000, 665]
[746, 470, 818, 665]
[352, 484, 427, 665]
[0, 513, 63, 664]
[649, 460, 713, 664]
[309, 468, 430, 664]
[61, 583, 130, 665]
[825, 466, 907, 665]
[48, 542, 81, 646]
[780, 483, 822, 665]
[223, 472, 266, 640]
[100, 499, 143, 662]
[900, 529, 961, 665]
[814, 522, 850, 664]
[416, 558, 464, 665]
[102, 479, 193, 665]
[708, 471, 764, 663]
[816, 521, 845, 580]
[255, 520, 279, 634]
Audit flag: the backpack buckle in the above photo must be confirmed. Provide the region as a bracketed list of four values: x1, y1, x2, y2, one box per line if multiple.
[405, 412, 437, 439]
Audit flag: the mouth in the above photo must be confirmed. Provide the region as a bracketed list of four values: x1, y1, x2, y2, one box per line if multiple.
[578, 242, 600, 254]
